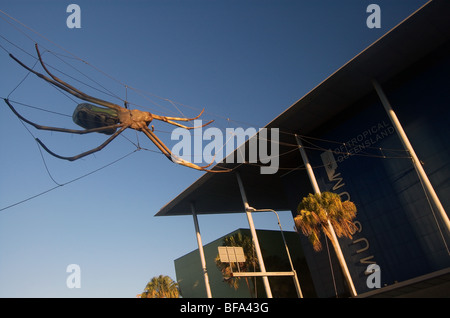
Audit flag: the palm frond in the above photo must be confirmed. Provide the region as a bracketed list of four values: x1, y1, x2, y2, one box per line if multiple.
[295, 192, 357, 251]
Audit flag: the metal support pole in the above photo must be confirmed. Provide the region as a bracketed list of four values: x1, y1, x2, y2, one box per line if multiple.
[296, 136, 321, 194]
[373, 80, 450, 236]
[236, 172, 273, 298]
[191, 203, 212, 298]
[254, 208, 303, 298]
[295, 136, 358, 297]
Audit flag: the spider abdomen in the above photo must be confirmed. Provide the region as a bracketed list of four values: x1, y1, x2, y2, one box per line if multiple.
[72, 103, 120, 135]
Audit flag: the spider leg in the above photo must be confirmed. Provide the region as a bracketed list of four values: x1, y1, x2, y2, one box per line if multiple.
[36, 125, 128, 161]
[12, 45, 215, 130]
[141, 127, 231, 173]
[9, 46, 122, 112]
[152, 108, 214, 129]
[153, 108, 206, 122]
[4, 99, 125, 135]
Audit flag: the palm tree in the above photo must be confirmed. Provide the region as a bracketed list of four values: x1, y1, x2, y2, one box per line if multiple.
[215, 232, 259, 297]
[294, 191, 357, 297]
[140, 275, 180, 298]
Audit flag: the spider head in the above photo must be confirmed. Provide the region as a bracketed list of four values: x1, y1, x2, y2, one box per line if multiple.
[123, 109, 154, 130]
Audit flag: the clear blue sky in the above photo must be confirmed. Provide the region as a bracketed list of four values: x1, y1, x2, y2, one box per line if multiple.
[0, 0, 428, 297]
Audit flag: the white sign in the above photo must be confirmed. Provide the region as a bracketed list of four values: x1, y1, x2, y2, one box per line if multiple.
[218, 246, 246, 263]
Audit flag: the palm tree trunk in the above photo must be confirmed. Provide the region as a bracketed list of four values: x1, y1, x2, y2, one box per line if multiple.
[326, 220, 357, 297]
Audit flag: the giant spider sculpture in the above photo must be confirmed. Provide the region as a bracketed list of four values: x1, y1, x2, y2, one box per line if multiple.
[5, 44, 230, 173]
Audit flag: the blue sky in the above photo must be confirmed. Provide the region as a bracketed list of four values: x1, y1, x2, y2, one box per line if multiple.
[0, 0, 428, 297]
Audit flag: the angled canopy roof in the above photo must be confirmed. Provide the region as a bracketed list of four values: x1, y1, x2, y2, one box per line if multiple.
[156, 0, 450, 217]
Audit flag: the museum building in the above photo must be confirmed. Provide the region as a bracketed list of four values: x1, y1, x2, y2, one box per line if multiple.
[156, 1, 450, 297]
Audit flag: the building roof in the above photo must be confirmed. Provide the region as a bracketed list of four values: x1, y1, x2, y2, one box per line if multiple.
[156, 0, 450, 217]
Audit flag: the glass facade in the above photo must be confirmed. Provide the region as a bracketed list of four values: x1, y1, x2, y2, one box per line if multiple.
[174, 229, 316, 298]
[283, 43, 450, 297]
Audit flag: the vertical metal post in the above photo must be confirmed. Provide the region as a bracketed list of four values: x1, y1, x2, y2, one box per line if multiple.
[236, 172, 273, 298]
[372, 80, 450, 234]
[295, 136, 358, 297]
[256, 208, 303, 298]
[191, 203, 212, 298]
[296, 136, 321, 194]
[272, 210, 303, 298]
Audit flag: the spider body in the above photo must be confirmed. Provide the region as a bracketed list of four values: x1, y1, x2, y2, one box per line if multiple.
[120, 108, 154, 131]
[5, 44, 229, 173]
[72, 103, 119, 135]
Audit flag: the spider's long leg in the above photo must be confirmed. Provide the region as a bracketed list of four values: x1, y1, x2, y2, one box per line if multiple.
[36, 125, 128, 161]
[152, 114, 214, 130]
[141, 127, 172, 156]
[35, 44, 92, 103]
[141, 127, 231, 173]
[9, 48, 122, 112]
[153, 108, 206, 122]
[4, 99, 125, 135]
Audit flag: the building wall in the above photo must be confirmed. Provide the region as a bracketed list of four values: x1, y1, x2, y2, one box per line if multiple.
[174, 228, 316, 298]
[282, 42, 450, 297]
